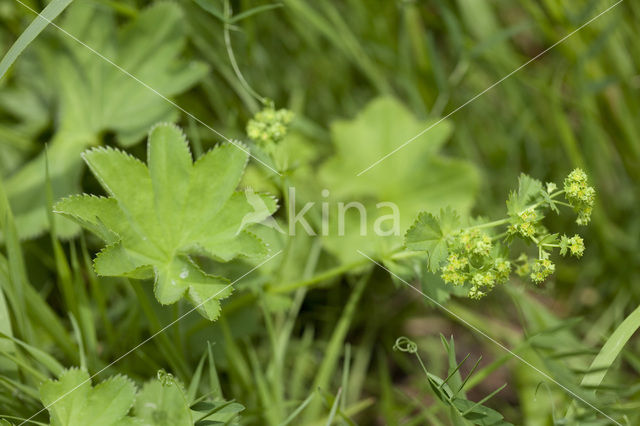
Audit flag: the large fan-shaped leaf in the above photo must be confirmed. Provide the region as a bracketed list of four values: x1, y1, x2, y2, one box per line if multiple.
[3, 1, 208, 240]
[55, 124, 277, 320]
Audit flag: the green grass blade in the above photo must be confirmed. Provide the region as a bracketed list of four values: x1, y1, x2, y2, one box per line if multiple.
[187, 349, 207, 402]
[340, 343, 351, 410]
[207, 341, 223, 400]
[581, 304, 640, 389]
[0, 0, 74, 79]
[0, 178, 31, 342]
[279, 393, 315, 426]
[0, 350, 47, 383]
[0, 283, 16, 373]
[324, 387, 342, 426]
[0, 332, 64, 377]
[305, 272, 369, 421]
[68, 313, 86, 371]
[229, 3, 283, 23]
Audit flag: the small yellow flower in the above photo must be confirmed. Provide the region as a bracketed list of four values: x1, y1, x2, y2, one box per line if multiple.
[246, 106, 294, 146]
[530, 258, 555, 284]
[468, 286, 486, 299]
[447, 253, 468, 270]
[471, 271, 496, 289]
[494, 258, 511, 283]
[456, 229, 492, 257]
[564, 168, 595, 226]
[441, 270, 465, 286]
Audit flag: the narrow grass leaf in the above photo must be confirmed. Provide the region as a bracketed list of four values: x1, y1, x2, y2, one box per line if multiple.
[581, 304, 640, 390]
[0, 0, 74, 80]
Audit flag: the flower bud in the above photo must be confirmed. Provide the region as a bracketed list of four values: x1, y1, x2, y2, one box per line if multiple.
[530, 258, 555, 283]
[246, 106, 294, 146]
[563, 168, 595, 226]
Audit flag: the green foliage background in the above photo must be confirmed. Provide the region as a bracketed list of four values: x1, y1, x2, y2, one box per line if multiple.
[0, 0, 639, 424]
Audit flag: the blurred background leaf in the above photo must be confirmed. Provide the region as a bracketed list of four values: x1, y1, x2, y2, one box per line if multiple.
[0, 0, 638, 425]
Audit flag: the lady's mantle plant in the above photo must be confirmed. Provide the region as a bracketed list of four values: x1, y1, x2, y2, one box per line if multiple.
[39, 368, 242, 425]
[54, 124, 277, 320]
[246, 103, 294, 147]
[405, 169, 595, 299]
[246, 102, 295, 170]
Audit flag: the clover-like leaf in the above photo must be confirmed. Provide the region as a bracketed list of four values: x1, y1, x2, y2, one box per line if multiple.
[39, 368, 136, 426]
[55, 124, 277, 320]
[405, 207, 461, 272]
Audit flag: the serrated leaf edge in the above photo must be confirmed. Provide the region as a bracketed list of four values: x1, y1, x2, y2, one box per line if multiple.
[147, 121, 194, 164]
[52, 193, 113, 214]
[81, 146, 149, 201]
[92, 241, 152, 277]
[403, 211, 439, 246]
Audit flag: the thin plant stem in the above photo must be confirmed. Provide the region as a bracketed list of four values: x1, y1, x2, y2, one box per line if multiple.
[223, 0, 267, 106]
[267, 258, 370, 293]
[465, 218, 510, 231]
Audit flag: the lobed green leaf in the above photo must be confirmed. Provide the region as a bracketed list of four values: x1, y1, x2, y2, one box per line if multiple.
[405, 207, 460, 272]
[55, 124, 277, 320]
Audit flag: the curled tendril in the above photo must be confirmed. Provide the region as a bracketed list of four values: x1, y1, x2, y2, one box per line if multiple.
[393, 336, 418, 353]
[157, 369, 175, 386]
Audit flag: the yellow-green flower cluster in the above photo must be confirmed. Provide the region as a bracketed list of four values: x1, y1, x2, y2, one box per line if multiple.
[457, 229, 492, 256]
[468, 284, 486, 299]
[530, 258, 555, 284]
[494, 258, 511, 282]
[246, 106, 294, 146]
[441, 253, 467, 286]
[408, 169, 595, 300]
[467, 258, 511, 299]
[512, 208, 539, 238]
[439, 229, 513, 299]
[564, 168, 595, 225]
[469, 272, 496, 300]
[560, 234, 585, 258]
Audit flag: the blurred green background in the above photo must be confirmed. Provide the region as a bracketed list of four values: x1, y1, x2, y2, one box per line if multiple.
[0, 0, 639, 424]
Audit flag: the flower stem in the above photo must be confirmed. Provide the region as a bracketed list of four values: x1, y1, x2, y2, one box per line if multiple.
[389, 250, 423, 260]
[223, 0, 267, 106]
[491, 231, 508, 241]
[267, 258, 370, 293]
[466, 190, 567, 234]
[524, 190, 565, 214]
[554, 201, 572, 208]
[465, 218, 510, 231]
